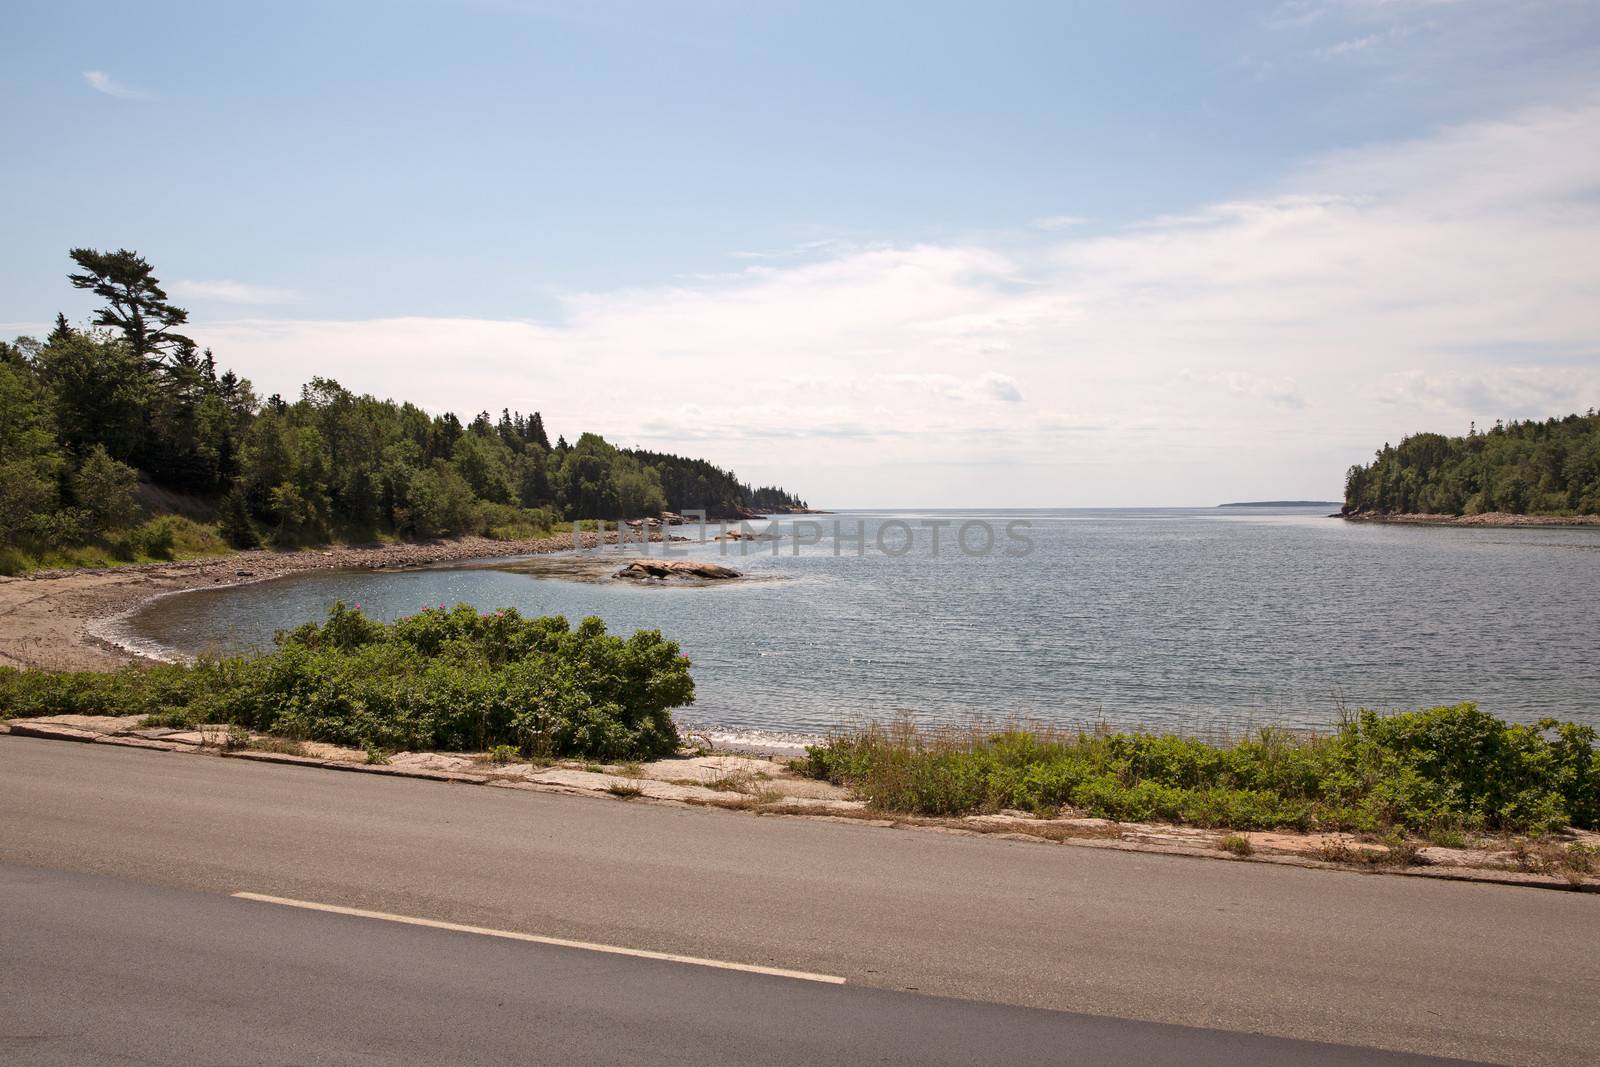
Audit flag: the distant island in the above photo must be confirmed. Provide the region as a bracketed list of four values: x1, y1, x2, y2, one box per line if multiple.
[1216, 500, 1339, 508]
[1342, 410, 1599, 522]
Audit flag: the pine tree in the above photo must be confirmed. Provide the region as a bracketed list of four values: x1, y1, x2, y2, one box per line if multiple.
[218, 488, 260, 548]
[67, 248, 193, 364]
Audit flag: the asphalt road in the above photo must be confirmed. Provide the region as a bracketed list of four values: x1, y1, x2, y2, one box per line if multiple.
[2, 736, 1595, 1065]
[1, 863, 1471, 1067]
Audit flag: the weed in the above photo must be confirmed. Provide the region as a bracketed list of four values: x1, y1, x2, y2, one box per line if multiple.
[1425, 827, 1469, 849]
[606, 783, 644, 799]
[1379, 832, 1425, 867]
[1316, 839, 1357, 864]
[249, 737, 310, 757]
[1219, 834, 1254, 856]
[1507, 838, 1596, 879]
[484, 744, 520, 766]
[707, 768, 756, 794]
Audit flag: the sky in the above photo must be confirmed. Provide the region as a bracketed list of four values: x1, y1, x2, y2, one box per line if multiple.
[4, 0, 1599, 507]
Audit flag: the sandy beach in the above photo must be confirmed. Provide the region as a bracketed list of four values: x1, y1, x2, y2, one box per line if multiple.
[0, 531, 665, 673]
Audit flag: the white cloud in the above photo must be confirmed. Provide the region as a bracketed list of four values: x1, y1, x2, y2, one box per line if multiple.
[730, 239, 851, 260]
[189, 94, 1600, 506]
[82, 70, 149, 100]
[171, 279, 297, 305]
[1030, 215, 1088, 231]
[1317, 32, 1384, 56]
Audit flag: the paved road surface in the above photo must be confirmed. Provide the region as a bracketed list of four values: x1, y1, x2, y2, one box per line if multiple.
[2, 736, 1595, 1064]
[1, 863, 1470, 1066]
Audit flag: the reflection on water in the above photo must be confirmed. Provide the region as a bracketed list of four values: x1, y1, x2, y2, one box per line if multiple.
[124, 508, 1600, 737]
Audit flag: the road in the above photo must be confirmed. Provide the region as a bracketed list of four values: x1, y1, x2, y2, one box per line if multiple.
[2, 863, 1463, 1066]
[2, 736, 1595, 1065]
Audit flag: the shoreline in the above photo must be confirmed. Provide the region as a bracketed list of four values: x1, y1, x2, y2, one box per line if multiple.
[0, 530, 674, 673]
[1340, 511, 1600, 528]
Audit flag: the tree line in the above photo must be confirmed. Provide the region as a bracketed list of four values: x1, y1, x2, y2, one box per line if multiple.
[0, 249, 807, 560]
[1343, 411, 1600, 516]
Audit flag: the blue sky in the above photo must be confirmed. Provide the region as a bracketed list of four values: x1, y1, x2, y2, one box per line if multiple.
[5, 1, 1600, 505]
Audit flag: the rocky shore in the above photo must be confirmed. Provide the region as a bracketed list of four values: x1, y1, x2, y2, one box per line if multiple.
[0, 529, 670, 673]
[1340, 511, 1600, 527]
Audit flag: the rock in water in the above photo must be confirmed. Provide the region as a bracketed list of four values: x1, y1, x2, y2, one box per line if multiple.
[614, 559, 742, 582]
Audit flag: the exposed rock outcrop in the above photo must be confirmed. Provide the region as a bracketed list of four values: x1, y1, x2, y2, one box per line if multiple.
[614, 559, 742, 582]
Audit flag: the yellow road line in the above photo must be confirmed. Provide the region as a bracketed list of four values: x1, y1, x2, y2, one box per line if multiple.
[231, 892, 847, 985]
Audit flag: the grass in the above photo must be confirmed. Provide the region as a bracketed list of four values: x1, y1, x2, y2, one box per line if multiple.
[0, 515, 232, 575]
[1219, 834, 1254, 856]
[706, 768, 757, 793]
[802, 705, 1600, 837]
[249, 736, 312, 757]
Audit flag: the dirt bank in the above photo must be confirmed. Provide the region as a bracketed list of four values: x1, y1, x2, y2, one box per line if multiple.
[0, 531, 663, 673]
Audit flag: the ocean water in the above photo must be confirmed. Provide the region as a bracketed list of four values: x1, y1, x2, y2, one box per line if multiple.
[121, 508, 1600, 739]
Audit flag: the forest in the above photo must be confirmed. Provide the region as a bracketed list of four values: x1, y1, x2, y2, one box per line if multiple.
[1343, 411, 1600, 516]
[0, 249, 806, 572]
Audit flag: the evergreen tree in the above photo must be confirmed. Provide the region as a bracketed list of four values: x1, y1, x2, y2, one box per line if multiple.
[72, 445, 142, 533]
[0, 359, 65, 545]
[67, 248, 193, 364]
[217, 488, 260, 548]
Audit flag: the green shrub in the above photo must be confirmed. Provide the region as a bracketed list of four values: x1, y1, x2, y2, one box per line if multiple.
[480, 502, 559, 541]
[805, 705, 1600, 834]
[0, 603, 692, 761]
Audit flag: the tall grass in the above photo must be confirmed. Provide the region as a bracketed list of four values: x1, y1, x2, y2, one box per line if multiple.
[0, 515, 230, 575]
[803, 706, 1600, 835]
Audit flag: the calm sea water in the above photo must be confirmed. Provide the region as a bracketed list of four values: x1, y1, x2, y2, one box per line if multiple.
[121, 508, 1600, 739]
